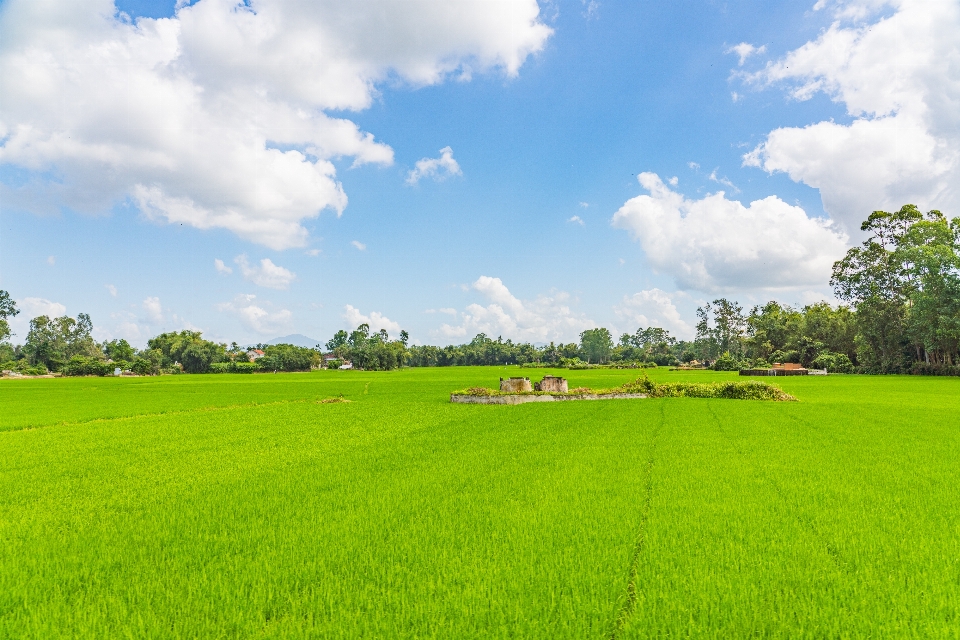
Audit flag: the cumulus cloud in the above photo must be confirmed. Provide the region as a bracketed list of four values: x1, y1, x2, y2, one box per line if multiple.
[743, 0, 960, 232]
[405, 146, 462, 185]
[437, 276, 594, 343]
[727, 42, 766, 66]
[343, 305, 402, 336]
[351, 240, 366, 251]
[143, 296, 163, 323]
[218, 294, 292, 335]
[214, 259, 232, 275]
[614, 289, 694, 339]
[234, 255, 296, 290]
[568, 215, 584, 225]
[0, 1, 551, 249]
[611, 172, 849, 292]
[106, 284, 118, 297]
[19, 297, 67, 318]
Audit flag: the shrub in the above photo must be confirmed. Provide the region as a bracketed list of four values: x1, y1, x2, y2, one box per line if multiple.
[812, 351, 855, 374]
[910, 362, 960, 376]
[131, 358, 158, 376]
[209, 361, 260, 374]
[62, 355, 113, 377]
[712, 352, 743, 371]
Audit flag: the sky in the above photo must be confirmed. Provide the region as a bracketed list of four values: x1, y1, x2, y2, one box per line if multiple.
[1, 0, 958, 347]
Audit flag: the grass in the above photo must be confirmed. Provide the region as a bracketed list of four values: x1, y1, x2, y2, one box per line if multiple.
[1, 367, 958, 637]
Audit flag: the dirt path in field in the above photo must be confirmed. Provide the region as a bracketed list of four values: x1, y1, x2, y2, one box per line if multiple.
[609, 402, 666, 639]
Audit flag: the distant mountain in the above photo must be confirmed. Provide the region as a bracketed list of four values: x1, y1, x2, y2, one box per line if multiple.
[265, 334, 322, 349]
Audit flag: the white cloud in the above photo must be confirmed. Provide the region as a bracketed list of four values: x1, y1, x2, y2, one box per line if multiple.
[405, 146, 463, 185]
[425, 308, 458, 316]
[143, 296, 163, 323]
[688, 162, 700, 171]
[668, 176, 678, 186]
[46, 256, 55, 265]
[218, 294, 292, 335]
[727, 42, 766, 66]
[437, 276, 594, 343]
[214, 258, 232, 275]
[0, 1, 551, 249]
[582, 0, 600, 20]
[305, 249, 321, 257]
[611, 172, 849, 292]
[351, 240, 366, 251]
[743, 0, 960, 232]
[20, 297, 67, 318]
[614, 289, 694, 340]
[708, 168, 739, 193]
[579, 201, 589, 208]
[568, 215, 585, 225]
[234, 255, 296, 290]
[343, 305, 402, 336]
[106, 284, 118, 297]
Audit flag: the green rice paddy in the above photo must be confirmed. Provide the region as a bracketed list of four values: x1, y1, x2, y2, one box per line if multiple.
[1, 368, 958, 638]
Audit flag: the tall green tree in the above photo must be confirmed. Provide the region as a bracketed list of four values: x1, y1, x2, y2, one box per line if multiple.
[696, 299, 746, 361]
[832, 205, 960, 372]
[579, 328, 613, 364]
[23, 313, 99, 371]
[0, 290, 18, 347]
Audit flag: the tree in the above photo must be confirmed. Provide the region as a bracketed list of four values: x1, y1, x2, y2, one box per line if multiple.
[103, 338, 135, 362]
[696, 299, 745, 361]
[148, 330, 227, 373]
[23, 313, 101, 371]
[0, 290, 18, 345]
[580, 328, 613, 364]
[831, 205, 960, 372]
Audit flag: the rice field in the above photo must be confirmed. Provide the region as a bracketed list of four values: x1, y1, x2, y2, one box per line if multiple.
[1, 368, 958, 638]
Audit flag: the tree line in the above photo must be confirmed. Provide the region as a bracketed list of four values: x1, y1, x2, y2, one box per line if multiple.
[2, 204, 957, 376]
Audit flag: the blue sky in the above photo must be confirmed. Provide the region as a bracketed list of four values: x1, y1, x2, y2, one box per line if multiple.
[1, 0, 956, 346]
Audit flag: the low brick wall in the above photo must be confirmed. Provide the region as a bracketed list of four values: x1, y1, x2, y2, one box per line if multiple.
[500, 377, 532, 392]
[451, 393, 647, 405]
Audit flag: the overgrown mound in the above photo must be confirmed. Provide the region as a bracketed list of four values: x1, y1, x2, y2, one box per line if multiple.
[453, 377, 796, 401]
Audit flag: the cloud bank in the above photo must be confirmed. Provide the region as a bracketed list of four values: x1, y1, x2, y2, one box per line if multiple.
[612, 172, 848, 292]
[0, 0, 552, 249]
[744, 0, 960, 230]
[437, 276, 594, 343]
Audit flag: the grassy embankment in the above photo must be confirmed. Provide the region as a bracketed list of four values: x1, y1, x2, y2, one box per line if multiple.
[1, 368, 958, 638]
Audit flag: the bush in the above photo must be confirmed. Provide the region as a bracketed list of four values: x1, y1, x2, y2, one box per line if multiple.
[712, 352, 743, 371]
[812, 351, 855, 374]
[209, 361, 259, 374]
[62, 355, 113, 377]
[18, 365, 49, 376]
[131, 358, 158, 376]
[910, 362, 960, 376]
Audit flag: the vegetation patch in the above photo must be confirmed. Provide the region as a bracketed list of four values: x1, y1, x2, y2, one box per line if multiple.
[452, 376, 795, 402]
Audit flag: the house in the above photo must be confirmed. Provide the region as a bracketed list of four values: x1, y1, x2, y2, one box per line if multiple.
[338, 361, 353, 370]
[246, 349, 264, 362]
